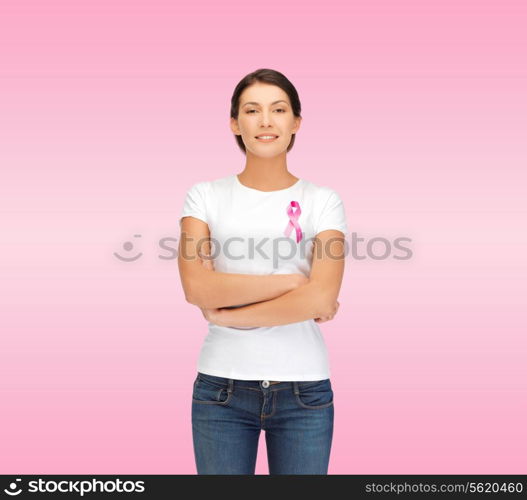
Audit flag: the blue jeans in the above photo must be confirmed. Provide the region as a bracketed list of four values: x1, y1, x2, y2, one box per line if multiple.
[191, 371, 334, 474]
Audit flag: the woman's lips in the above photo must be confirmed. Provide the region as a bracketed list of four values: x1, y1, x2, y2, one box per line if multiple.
[255, 136, 279, 142]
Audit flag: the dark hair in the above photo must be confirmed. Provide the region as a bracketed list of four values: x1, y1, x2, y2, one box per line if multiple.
[230, 68, 302, 155]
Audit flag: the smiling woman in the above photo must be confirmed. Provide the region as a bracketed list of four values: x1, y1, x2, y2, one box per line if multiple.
[230, 70, 302, 157]
[178, 68, 348, 476]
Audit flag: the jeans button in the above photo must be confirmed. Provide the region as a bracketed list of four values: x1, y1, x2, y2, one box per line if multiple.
[262, 380, 270, 388]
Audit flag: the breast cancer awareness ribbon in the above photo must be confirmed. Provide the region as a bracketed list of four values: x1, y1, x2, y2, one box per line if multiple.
[283, 201, 303, 243]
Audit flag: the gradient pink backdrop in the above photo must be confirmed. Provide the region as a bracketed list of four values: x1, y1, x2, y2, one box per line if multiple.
[1, 0, 526, 474]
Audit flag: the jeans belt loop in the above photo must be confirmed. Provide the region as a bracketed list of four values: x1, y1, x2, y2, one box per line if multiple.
[293, 381, 299, 395]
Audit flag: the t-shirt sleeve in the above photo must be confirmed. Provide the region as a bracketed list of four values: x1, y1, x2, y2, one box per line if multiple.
[314, 188, 348, 237]
[179, 182, 208, 227]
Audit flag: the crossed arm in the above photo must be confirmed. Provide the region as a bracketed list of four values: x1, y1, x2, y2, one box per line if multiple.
[178, 216, 345, 328]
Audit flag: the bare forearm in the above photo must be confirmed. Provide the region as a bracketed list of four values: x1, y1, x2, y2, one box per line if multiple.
[185, 267, 303, 309]
[213, 281, 332, 328]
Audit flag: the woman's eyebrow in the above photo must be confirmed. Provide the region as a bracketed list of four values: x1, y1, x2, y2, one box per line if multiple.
[242, 100, 288, 107]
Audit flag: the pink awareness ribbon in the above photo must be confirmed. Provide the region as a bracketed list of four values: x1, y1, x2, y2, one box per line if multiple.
[283, 201, 303, 243]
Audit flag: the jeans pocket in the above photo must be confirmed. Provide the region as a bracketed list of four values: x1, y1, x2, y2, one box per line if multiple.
[192, 375, 232, 405]
[295, 379, 334, 409]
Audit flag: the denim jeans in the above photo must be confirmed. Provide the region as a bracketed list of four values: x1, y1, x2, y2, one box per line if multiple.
[191, 371, 334, 474]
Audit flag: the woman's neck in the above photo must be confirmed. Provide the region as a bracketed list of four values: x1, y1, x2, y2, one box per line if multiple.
[237, 165, 298, 192]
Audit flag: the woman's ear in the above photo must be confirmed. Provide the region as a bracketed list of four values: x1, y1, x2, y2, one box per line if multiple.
[292, 116, 302, 135]
[230, 117, 240, 136]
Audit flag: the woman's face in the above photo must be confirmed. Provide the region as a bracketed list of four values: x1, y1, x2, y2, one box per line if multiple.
[231, 82, 301, 158]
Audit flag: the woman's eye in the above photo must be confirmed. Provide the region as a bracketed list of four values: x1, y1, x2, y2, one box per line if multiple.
[246, 109, 286, 114]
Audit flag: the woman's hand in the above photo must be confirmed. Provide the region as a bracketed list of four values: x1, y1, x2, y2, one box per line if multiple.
[314, 300, 339, 324]
[292, 273, 309, 289]
[200, 253, 215, 271]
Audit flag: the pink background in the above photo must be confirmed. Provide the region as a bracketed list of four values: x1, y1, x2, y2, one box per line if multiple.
[1, 0, 526, 474]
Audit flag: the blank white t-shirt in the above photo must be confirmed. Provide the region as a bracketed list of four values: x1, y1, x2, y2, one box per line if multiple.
[179, 173, 348, 381]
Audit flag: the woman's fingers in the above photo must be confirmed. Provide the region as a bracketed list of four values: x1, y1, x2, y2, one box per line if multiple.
[200, 253, 215, 270]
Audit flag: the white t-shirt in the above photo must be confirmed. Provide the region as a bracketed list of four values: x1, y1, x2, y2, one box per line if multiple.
[179, 173, 348, 381]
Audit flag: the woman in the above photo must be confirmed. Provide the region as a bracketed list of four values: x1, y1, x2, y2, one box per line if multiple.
[178, 68, 348, 475]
